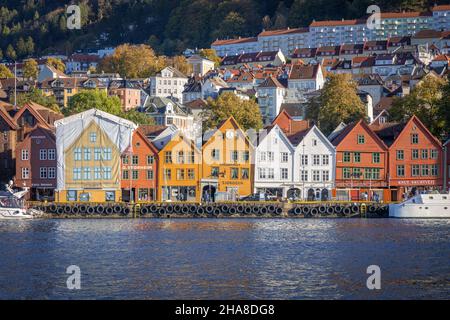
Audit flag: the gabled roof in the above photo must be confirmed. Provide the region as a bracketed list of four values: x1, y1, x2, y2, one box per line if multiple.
[54, 108, 137, 129]
[13, 101, 63, 128]
[329, 119, 388, 150]
[202, 116, 253, 149]
[134, 127, 160, 155]
[256, 124, 295, 151]
[292, 125, 336, 150]
[0, 105, 18, 129]
[289, 64, 321, 80]
[258, 76, 285, 88]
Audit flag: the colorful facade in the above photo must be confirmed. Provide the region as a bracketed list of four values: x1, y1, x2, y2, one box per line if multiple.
[158, 132, 201, 202]
[121, 129, 159, 202]
[202, 117, 253, 201]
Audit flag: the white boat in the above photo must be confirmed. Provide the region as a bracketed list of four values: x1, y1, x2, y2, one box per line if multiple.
[0, 183, 42, 220]
[389, 192, 450, 218]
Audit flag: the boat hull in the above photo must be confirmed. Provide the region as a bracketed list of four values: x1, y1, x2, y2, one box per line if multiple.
[0, 208, 34, 220]
[389, 203, 450, 218]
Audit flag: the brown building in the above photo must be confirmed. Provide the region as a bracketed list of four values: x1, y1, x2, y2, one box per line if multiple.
[372, 116, 444, 200]
[0, 106, 19, 183]
[329, 120, 390, 201]
[121, 128, 159, 202]
[14, 125, 56, 200]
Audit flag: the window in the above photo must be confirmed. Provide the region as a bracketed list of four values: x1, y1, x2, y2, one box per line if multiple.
[231, 168, 239, 179]
[411, 164, 420, 177]
[397, 165, 405, 177]
[231, 150, 239, 162]
[123, 155, 129, 164]
[177, 151, 184, 164]
[40, 167, 47, 179]
[258, 168, 266, 179]
[90, 132, 97, 142]
[312, 170, 320, 181]
[48, 149, 56, 160]
[322, 170, 329, 181]
[431, 164, 438, 176]
[412, 149, 419, 160]
[281, 168, 288, 179]
[187, 169, 195, 180]
[312, 139, 317, 146]
[73, 168, 82, 180]
[67, 190, 77, 202]
[421, 164, 429, 176]
[411, 133, 419, 144]
[105, 191, 115, 202]
[21, 167, 29, 179]
[267, 152, 274, 162]
[242, 151, 250, 162]
[104, 148, 112, 161]
[131, 155, 138, 165]
[301, 154, 308, 165]
[94, 167, 101, 180]
[241, 168, 249, 179]
[39, 149, 47, 160]
[177, 169, 185, 180]
[122, 170, 129, 180]
[103, 167, 112, 180]
[211, 149, 220, 161]
[421, 149, 428, 159]
[211, 167, 219, 177]
[165, 151, 172, 164]
[267, 168, 274, 179]
[313, 155, 320, 165]
[82, 167, 91, 180]
[353, 152, 361, 163]
[94, 148, 102, 160]
[281, 152, 288, 163]
[21, 149, 29, 161]
[396, 150, 404, 160]
[82, 148, 90, 161]
[343, 152, 351, 162]
[357, 134, 365, 144]
[147, 170, 154, 180]
[322, 155, 329, 165]
[48, 167, 56, 179]
[353, 168, 362, 179]
[147, 155, 154, 165]
[430, 149, 438, 159]
[74, 148, 82, 161]
[189, 151, 195, 164]
[132, 170, 139, 180]
[300, 170, 308, 181]
[164, 169, 171, 180]
[259, 152, 266, 162]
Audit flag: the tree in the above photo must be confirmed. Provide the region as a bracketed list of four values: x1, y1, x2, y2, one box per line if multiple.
[25, 36, 35, 56]
[16, 37, 27, 57]
[199, 48, 221, 67]
[0, 64, 13, 78]
[22, 58, 38, 79]
[438, 75, 450, 137]
[312, 73, 366, 135]
[202, 92, 263, 131]
[14, 88, 60, 113]
[166, 55, 191, 76]
[97, 44, 166, 78]
[5, 44, 16, 60]
[390, 75, 447, 138]
[46, 57, 65, 72]
[213, 11, 246, 40]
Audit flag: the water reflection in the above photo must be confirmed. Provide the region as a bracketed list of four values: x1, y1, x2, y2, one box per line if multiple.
[0, 219, 449, 299]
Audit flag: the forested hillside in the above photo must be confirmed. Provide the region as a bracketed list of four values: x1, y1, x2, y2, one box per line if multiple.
[0, 0, 446, 58]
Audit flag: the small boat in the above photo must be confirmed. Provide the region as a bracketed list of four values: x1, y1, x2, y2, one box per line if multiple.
[389, 192, 450, 218]
[0, 183, 42, 220]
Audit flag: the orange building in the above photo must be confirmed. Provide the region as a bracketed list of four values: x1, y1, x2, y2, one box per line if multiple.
[201, 117, 253, 201]
[121, 128, 159, 202]
[329, 120, 389, 201]
[157, 132, 201, 202]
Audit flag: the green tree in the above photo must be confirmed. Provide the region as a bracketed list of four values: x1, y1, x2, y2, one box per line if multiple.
[25, 36, 34, 56]
[13, 88, 60, 112]
[16, 37, 27, 57]
[0, 64, 13, 78]
[202, 92, 263, 131]
[5, 44, 16, 60]
[22, 58, 38, 79]
[390, 75, 447, 138]
[314, 73, 366, 135]
[46, 57, 65, 72]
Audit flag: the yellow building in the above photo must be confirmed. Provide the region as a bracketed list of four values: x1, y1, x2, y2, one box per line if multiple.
[201, 116, 254, 201]
[54, 109, 137, 203]
[158, 132, 202, 202]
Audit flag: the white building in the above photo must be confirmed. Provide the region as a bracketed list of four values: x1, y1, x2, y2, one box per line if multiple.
[287, 64, 325, 101]
[309, 19, 369, 47]
[211, 37, 260, 57]
[149, 66, 188, 103]
[256, 77, 286, 125]
[254, 125, 296, 198]
[258, 28, 310, 56]
[292, 125, 336, 201]
[432, 5, 450, 31]
[187, 55, 215, 76]
[201, 77, 229, 99]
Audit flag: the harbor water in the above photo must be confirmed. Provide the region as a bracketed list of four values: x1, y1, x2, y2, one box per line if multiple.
[0, 218, 449, 299]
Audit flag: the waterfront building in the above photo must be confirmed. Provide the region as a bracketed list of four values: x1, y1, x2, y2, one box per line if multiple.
[371, 115, 443, 200]
[158, 132, 201, 202]
[14, 125, 56, 200]
[120, 128, 159, 202]
[202, 117, 253, 201]
[444, 138, 450, 191]
[0, 106, 19, 183]
[329, 120, 389, 201]
[149, 66, 188, 103]
[54, 109, 137, 202]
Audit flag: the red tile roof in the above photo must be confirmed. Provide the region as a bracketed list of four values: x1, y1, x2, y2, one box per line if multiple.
[212, 37, 258, 46]
[258, 27, 309, 37]
[310, 19, 364, 27]
[432, 4, 450, 11]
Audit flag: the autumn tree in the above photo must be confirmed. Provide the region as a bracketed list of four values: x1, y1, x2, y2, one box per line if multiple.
[5, 44, 16, 60]
[165, 55, 192, 76]
[0, 64, 13, 78]
[97, 44, 166, 78]
[46, 57, 65, 72]
[22, 58, 38, 79]
[438, 75, 450, 137]
[390, 75, 447, 138]
[312, 73, 366, 135]
[199, 49, 221, 67]
[202, 92, 263, 131]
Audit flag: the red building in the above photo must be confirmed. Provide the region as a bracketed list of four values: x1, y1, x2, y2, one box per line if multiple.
[371, 116, 443, 201]
[14, 125, 57, 200]
[0, 105, 19, 183]
[121, 128, 159, 202]
[329, 120, 389, 201]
